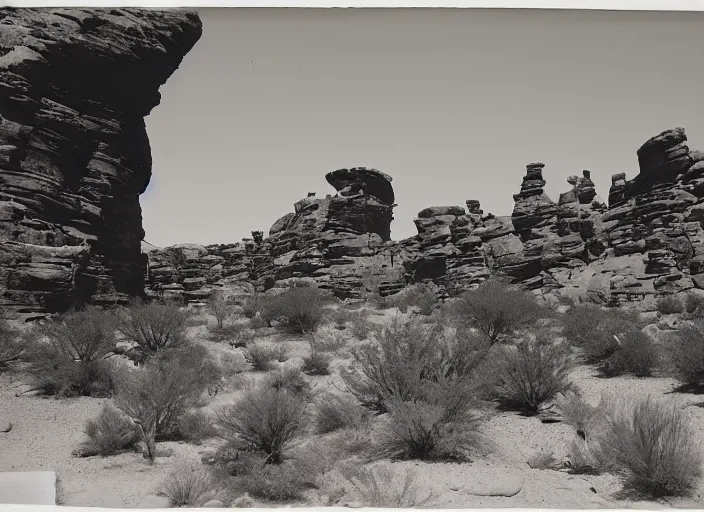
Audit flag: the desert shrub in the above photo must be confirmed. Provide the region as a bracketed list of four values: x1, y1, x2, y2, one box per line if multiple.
[178, 409, 219, 444]
[490, 337, 574, 414]
[527, 449, 559, 470]
[566, 437, 610, 475]
[377, 390, 482, 461]
[556, 390, 605, 439]
[657, 295, 684, 315]
[215, 386, 308, 464]
[684, 293, 704, 315]
[24, 307, 116, 397]
[114, 300, 189, 355]
[75, 403, 140, 457]
[237, 458, 308, 502]
[302, 337, 332, 376]
[208, 290, 232, 329]
[160, 464, 217, 507]
[349, 314, 379, 341]
[386, 283, 438, 316]
[315, 393, 369, 434]
[342, 316, 489, 413]
[208, 324, 243, 344]
[329, 308, 355, 330]
[243, 343, 279, 372]
[0, 313, 23, 369]
[605, 329, 659, 377]
[113, 343, 221, 460]
[259, 286, 330, 334]
[309, 331, 348, 353]
[340, 464, 434, 507]
[671, 320, 704, 387]
[454, 278, 545, 343]
[265, 366, 311, 396]
[600, 396, 702, 498]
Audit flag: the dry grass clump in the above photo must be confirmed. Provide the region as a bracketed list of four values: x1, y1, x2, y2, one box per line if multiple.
[315, 393, 369, 434]
[600, 396, 702, 498]
[23, 306, 116, 397]
[340, 464, 435, 507]
[177, 409, 219, 445]
[74, 403, 141, 457]
[386, 283, 438, 316]
[259, 285, 331, 334]
[114, 300, 189, 356]
[604, 329, 659, 378]
[454, 278, 546, 344]
[0, 312, 23, 369]
[671, 319, 704, 388]
[215, 386, 309, 464]
[159, 464, 218, 507]
[264, 366, 311, 396]
[243, 343, 285, 372]
[684, 292, 704, 316]
[489, 337, 574, 415]
[302, 336, 333, 376]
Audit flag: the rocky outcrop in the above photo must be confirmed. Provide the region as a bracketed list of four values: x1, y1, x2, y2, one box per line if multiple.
[143, 128, 704, 308]
[0, 8, 202, 318]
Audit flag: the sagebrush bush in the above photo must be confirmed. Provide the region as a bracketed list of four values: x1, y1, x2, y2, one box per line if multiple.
[216, 386, 308, 464]
[160, 464, 217, 507]
[600, 396, 702, 498]
[556, 390, 605, 440]
[114, 300, 189, 355]
[178, 409, 219, 445]
[566, 437, 609, 475]
[259, 286, 330, 334]
[454, 278, 545, 343]
[315, 393, 369, 434]
[657, 295, 684, 315]
[685, 293, 704, 315]
[303, 336, 332, 375]
[491, 337, 574, 414]
[243, 343, 280, 372]
[75, 403, 140, 457]
[386, 284, 438, 316]
[208, 290, 232, 329]
[340, 464, 434, 507]
[308, 331, 348, 353]
[342, 316, 488, 413]
[113, 343, 222, 460]
[605, 329, 659, 377]
[265, 366, 311, 396]
[236, 458, 309, 502]
[671, 320, 704, 387]
[24, 307, 116, 397]
[349, 314, 379, 341]
[208, 324, 244, 344]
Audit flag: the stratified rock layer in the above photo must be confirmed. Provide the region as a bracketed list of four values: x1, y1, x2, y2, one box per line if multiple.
[145, 128, 704, 309]
[0, 8, 202, 317]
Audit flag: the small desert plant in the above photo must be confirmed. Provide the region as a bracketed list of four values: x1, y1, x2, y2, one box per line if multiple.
[265, 366, 311, 396]
[600, 396, 702, 498]
[377, 390, 482, 461]
[455, 278, 545, 344]
[208, 324, 243, 344]
[387, 283, 438, 316]
[114, 299, 189, 355]
[556, 390, 605, 440]
[605, 329, 658, 377]
[208, 290, 232, 329]
[657, 295, 684, 315]
[24, 307, 116, 397]
[113, 344, 221, 460]
[236, 458, 309, 502]
[309, 331, 348, 353]
[527, 449, 559, 470]
[566, 437, 609, 475]
[216, 386, 309, 464]
[315, 393, 369, 434]
[160, 464, 217, 507]
[671, 319, 704, 387]
[259, 286, 330, 334]
[74, 404, 140, 457]
[243, 343, 280, 372]
[302, 337, 332, 376]
[340, 464, 434, 507]
[329, 308, 355, 330]
[491, 337, 574, 414]
[178, 409, 219, 444]
[0, 314, 23, 369]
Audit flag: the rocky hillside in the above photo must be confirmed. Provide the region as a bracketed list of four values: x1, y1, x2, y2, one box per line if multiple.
[144, 128, 704, 309]
[0, 8, 202, 318]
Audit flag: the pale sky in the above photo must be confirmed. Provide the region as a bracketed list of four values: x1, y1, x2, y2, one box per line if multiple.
[142, 8, 704, 248]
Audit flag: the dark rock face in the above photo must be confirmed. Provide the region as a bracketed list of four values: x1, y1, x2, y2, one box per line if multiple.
[0, 8, 202, 317]
[144, 128, 704, 308]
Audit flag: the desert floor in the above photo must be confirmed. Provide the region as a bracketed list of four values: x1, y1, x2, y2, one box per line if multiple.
[2, 305, 704, 509]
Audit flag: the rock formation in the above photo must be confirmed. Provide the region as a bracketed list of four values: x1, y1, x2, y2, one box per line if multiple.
[144, 128, 704, 309]
[0, 8, 202, 318]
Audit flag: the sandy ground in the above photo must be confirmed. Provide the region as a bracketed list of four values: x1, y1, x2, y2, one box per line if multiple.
[3, 307, 704, 508]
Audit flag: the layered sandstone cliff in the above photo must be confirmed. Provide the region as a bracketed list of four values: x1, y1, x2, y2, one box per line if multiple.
[0, 8, 202, 318]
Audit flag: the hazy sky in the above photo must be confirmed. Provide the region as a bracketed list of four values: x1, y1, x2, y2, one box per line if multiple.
[142, 8, 704, 248]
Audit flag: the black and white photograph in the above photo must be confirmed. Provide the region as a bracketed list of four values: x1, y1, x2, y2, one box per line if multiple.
[3, 4, 704, 509]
